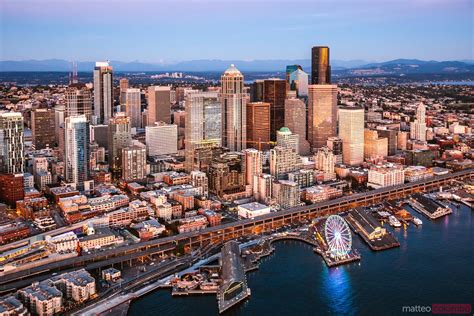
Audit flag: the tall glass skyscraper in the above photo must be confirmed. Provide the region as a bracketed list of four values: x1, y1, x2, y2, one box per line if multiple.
[311, 46, 331, 85]
[220, 64, 247, 152]
[65, 115, 90, 189]
[0, 112, 24, 174]
[93, 61, 113, 124]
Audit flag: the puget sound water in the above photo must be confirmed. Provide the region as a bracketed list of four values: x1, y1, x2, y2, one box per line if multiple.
[128, 204, 473, 316]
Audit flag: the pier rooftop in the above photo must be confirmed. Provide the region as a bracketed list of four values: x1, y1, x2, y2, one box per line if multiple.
[218, 241, 250, 314]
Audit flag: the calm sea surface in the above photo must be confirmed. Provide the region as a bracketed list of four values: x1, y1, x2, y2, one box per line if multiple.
[129, 204, 473, 316]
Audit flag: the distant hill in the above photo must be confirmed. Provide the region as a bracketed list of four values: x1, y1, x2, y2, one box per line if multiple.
[0, 58, 472, 74]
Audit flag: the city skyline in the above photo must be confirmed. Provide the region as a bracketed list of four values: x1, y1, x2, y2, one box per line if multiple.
[1, 0, 472, 62]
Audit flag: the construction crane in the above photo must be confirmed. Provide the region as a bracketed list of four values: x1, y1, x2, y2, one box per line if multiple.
[245, 139, 277, 151]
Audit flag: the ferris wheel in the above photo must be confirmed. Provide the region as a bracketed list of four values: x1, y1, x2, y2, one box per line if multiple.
[324, 215, 352, 258]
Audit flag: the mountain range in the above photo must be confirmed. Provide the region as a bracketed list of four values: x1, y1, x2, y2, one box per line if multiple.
[0, 58, 473, 74]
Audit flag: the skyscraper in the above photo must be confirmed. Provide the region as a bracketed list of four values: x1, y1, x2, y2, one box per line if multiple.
[65, 87, 93, 120]
[220, 64, 247, 152]
[269, 146, 301, 180]
[147, 86, 171, 126]
[288, 68, 309, 97]
[246, 102, 271, 151]
[31, 108, 55, 150]
[184, 91, 221, 171]
[119, 78, 129, 107]
[93, 61, 113, 124]
[64, 115, 90, 189]
[263, 79, 286, 141]
[314, 146, 336, 181]
[145, 122, 178, 156]
[311, 46, 331, 84]
[0, 112, 24, 174]
[276, 127, 299, 154]
[338, 107, 365, 165]
[125, 88, 142, 129]
[308, 84, 338, 150]
[410, 102, 427, 142]
[285, 65, 302, 91]
[244, 148, 263, 189]
[284, 97, 311, 155]
[108, 113, 132, 175]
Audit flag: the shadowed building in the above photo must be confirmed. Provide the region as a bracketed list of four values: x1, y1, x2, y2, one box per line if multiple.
[31, 108, 55, 150]
[246, 102, 271, 151]
[263, 79, 286, 141]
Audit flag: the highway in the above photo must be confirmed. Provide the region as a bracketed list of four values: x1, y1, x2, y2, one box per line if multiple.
[0, 168, 472, 293]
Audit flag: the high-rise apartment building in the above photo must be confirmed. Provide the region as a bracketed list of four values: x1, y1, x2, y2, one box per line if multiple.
[311, 46, 331, 84]
[208, 152, 247, 200]
[338, 107, 365, 165]
[244, 148, 263, 190]
[0, 112, 24, 174]
[276, 127, 299, 154]
[190, 171, 209, 197]
[64, 115, 90, 189]
[272, 180, 300, 209]
[93, 61, 113, 124]
[220, 64, 247, 152]
[147, 86, 171, 126]
[31, 108, 55, 150]
[125, 88, 142, 129]
[269, 146, 301, 180]
[145, 122, 178, 156]
[308, 84, 338, 150]
[263, 79, 286, 141]
[65, 87, 92, 120]
[314, 146, 336, 181]
[246, 102, 271, 150]
[108, 113, 132, 175]
[122, 145, 147, 181]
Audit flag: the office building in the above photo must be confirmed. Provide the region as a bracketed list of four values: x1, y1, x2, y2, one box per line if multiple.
[308, 84, 337, 150]
[253, 173, 273, 204]
[339, 107, 364, 165]
[376, 128, 398, 156]
[184, 91, 221, 171]
[145, 122, 178, 156]
[251, 80, 264, 102]
[327, 136, 343, 164]
[368, 163, 405, 189]
[93, 61, 113, 124]
[364, 129, 388, 160]
[190, 170, 209, 197]
[65, 87, 92, 120]
[208, 152, 248, 201]
[0, 173, 24, 206]
[246, 102, 271, 150]
[147, 86, 171, 125]
[289, 68, 309, 97]
[284, 97, 310, 155]
[108, 113, 132, 175]
[0, 112, 24, 174]
[220, 64, 247, 152]
[410, 102, 427, 142]
[311, 46, 331, 84]
[237, 202, 271, 219]
[119, 78, 129, 107]
[64, 115, 90, 189]
[263, 79, 286, 140]
[31, 108, 55, 150]
[125, 88, 141, 129]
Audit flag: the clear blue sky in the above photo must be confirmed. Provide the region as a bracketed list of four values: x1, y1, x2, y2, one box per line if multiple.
[1, 0, 472, 62]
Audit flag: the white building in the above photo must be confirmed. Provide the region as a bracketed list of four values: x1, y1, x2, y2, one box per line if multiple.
[368, 164, 405, 189]
[237, 202, 271, 219]
[338, 107, 364, 165]
[46, 231, 78, 253]
[125, 88, 142, 128]
[145, 122, 178, 156]
[410, 102, 427, 142]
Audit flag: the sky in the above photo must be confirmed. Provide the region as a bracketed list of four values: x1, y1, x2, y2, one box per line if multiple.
[0, 0, 473, 62]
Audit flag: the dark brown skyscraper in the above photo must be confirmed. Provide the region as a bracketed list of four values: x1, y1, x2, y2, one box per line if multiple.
[311, 46, 331, 84]
[31, 108, 55, 149]
[263, 79, 286, 141]
[246, 102, 271, 150]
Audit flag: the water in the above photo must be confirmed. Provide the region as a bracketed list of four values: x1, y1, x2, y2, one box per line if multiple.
[129, 204, 473, 316]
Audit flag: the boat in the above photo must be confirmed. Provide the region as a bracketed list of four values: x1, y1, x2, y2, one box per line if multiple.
[389, 216, 402, 228]
[413, 217, 423, 226]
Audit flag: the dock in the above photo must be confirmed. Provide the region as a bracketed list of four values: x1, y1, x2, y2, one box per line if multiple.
[217, 241, 251, 314]
[346, 208, 400, 251]
[408, 194, 452, 220]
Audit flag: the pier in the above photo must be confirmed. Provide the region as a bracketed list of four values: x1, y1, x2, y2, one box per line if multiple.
[408, 194, 452, 220]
